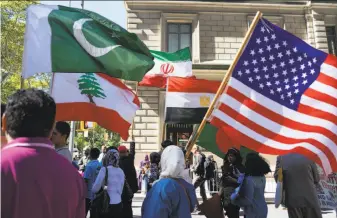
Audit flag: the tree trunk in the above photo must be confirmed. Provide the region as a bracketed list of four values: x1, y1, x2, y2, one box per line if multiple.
[88, 94, 95, 104]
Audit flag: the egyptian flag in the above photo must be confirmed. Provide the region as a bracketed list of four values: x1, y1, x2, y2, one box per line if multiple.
[165, 77, 221, 124]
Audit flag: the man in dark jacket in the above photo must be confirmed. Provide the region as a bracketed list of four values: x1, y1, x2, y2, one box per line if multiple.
[118, 141, 138, 218]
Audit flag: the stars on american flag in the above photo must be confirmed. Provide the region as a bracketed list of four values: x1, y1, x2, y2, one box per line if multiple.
[232, 21, 323, 109]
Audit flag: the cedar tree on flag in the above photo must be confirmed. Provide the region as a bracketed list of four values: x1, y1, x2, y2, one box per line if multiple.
[22, 4, 154, 81]
[165, 77, 220, 124]
[210, 18, 337, 174]
[139, 48, 193, 88]
[51, 72, 140, 140]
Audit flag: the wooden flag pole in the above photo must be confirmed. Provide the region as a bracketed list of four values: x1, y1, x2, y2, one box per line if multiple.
[20, 76, 24, 89]
[184, 11, 263, 160]
[130, 82, 138, 141]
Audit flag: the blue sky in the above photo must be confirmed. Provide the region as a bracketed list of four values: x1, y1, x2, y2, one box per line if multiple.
[43, 1, 126, 28]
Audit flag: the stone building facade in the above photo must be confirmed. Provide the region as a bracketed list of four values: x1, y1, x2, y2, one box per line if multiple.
[123, 0, 337, 166]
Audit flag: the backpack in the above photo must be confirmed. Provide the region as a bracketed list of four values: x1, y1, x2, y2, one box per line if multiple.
[195, 153, 206, 176]
[205, 161, 216, 180]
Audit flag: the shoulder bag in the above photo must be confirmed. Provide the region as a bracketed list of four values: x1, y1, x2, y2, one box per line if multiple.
[91, 167, 110, 217]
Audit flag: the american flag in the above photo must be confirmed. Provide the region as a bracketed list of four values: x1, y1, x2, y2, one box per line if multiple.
[210, 18, 337, 174]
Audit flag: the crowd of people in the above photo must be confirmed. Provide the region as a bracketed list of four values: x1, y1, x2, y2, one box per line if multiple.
[1, 88, 325, 218]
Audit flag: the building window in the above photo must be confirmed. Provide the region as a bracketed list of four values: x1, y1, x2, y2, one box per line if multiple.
[326, 26, 337, 55]
[167, 23, 192, 53]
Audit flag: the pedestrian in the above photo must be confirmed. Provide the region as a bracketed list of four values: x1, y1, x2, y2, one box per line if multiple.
[51, 121, 72, 162]
[98, 145, 107, 162]
[148, 152, 160, 190]
[190, 145, 207, 203]
[232, 153, 271, 218]
[1, 89, 86, 218]
[219, 147, 245, 218]
[274, 153, 322, 218]
[141, 145, 198, 218]
[118, 142, 138, 218]
[78, 146, 90, 172]
[83, 147, 102, 216]
[92, 149, 125, 218]
[204, 155, 217, 195]
[138, 154, 150, 189]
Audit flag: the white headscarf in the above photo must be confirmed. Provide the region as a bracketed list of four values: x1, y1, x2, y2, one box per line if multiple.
[160, 145, 185, 179]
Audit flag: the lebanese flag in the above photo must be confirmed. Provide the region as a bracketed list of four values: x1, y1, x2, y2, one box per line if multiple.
[165, 77, 221, 124]
[139, 47, 193, 88]
[51, 73, 140, 140]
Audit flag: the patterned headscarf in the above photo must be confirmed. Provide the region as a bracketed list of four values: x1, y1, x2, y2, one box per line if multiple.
[102, 150, 119, 167]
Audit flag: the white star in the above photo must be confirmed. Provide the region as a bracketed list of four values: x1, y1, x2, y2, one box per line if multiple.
[254, 68, 259, 73]
[285, 84, 290, 90]
[275, 80, 280, 85]
[271, 34, 276, 40]
[274, 43, 280, 49]
[265, 74, 270, 79]
[302, 73, 307, 78]
[302, 80, 308, 85]
[284, 78, 289, 83]
[250, 50, 255, 56]
[294, 83, 299, 87]
[273, 72, 279, 78]
[277, 52, 283, 58]
[287, 92, 292, 97]
[286, 50, 291, 56]
[280, 62, 285, 67]
[258, 48, 264, 54]
[277, 87, 282, 92]
[290, 99, 295, 104]
[261, 57, 266, 63]
[245, 69, 250, 74]
[244, 61, 249, 66]
[291, 68, 297, 73]
[289, 59, 295, 64]
[256, 38, 261, 44]
[281, 94, 285, 100]
[293, 47, 298, 52]
[261, 27, 265, 33]
[300, 64, 305, 70]
[252, 59, 258, 65]
[282, 70, 288, 76]
[294, 89, 299, 94]
[270, 89, 275, 95]
[256, 75, 261, 80]
[310, 69, 315, 75]
[269, 55, 275, 61]
[293, 76, 298, 81]
[237, 71, 243, 76]
[308, 61, 312, 67]
[298, 56, 303, 62]
[282, 41, 288, 46]
[259, 83, 264, 89]
[248, 77, 253, 83]
[313, 57, 317, 63]
[264, 36, 269, 42]
[272, 64, 277, 70]
[266, 81, 272, 86]
[263, 66, 268, 72]
[266, 45, 272, 52]
[304, 53, 308, 58]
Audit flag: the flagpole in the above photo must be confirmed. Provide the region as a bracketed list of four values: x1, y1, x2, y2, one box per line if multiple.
[20, 76, 24, 89]
[68, 0, 84, 158]
[184, 11, 263, 160]
[130, 82, 138, 141]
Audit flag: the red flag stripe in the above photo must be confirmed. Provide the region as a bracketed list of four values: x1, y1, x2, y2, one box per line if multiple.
[297, 103, 337, 126]
[211, 116, 325, 169]
[216, 103, 337, 170]
[304, 88, 337, 108]
[167, 77, 221, 93]
[316, 73, 337, 89]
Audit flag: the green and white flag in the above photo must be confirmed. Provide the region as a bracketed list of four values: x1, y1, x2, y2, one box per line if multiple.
[22, 4, 154, 81]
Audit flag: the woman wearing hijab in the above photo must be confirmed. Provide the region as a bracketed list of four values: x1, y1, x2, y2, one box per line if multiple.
[141, 146, 198, 218]
[232, 153, 271, 218]
[92, 150, 125, 218]
[219, 147, 245, 218]
[148, 152, 160, 190]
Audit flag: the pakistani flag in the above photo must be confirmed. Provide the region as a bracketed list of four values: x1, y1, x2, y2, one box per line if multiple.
[22, 4, 154, 81]
[197, 124, 257, 161]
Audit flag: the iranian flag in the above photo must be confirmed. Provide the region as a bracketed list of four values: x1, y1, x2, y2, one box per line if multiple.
[165, 77, 220, 124]
[50, 73, 140, 140]
[139, 48, 193, 88]
[22, 4, 154, 81]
